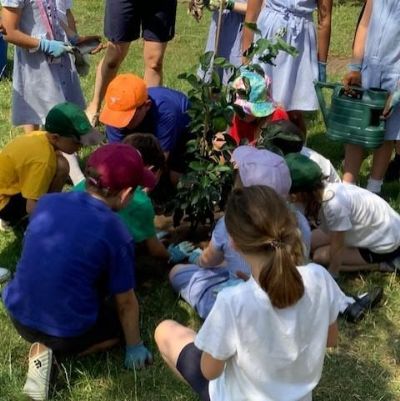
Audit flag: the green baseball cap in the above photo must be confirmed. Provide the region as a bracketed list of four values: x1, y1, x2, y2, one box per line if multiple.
[285, 153, 323, 192]
[45, 102, 103, 146]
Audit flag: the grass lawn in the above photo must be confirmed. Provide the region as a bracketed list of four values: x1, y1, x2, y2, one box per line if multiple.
[1, 1, 400, 400]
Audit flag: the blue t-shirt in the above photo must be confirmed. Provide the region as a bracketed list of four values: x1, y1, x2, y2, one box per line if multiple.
[106, 87, 190, 151]
[3, 192, 135, 338]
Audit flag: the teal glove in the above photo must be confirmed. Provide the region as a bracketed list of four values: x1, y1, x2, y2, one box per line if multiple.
[168, 241, 195, 263]
[207, 0, 234, 11]
[188, 248, 202, 264]
[39, 39, 70, 58]
[318, 61, 327, 82]
[124, 342, 153, 370]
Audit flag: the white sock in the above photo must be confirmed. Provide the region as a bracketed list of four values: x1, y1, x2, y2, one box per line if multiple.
[366, 178, 383, 194]
[62, 153, 85, 186]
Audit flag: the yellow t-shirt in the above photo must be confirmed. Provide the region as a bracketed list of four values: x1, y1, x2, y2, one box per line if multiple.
[0, 131, 57, 211]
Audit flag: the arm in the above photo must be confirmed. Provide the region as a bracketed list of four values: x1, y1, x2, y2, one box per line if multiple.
[115, 290, 141, 346]
[1, 7, 40, 49]
[26, 199, 37, 215]
[242, 0, 263, 55]
[327, 320, 338, 347]
[198, 242, 225, 267]
[232, 2, 247, 14]
[343, 0, 372, 87]
[145, 236, 170, 260]
[328, 231, 346, 276]
[317, 0, 333, 63]
[200, 351, 226, 380]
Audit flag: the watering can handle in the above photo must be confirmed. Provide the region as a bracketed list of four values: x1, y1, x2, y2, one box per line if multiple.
[314, 80, 337, 127]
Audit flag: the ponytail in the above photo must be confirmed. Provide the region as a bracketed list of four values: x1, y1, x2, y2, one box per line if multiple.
[225, 186, 305, 309]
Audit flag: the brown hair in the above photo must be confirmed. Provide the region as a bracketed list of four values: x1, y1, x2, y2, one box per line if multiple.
[122, 133, 165, 171]
[84, 166, 120, 198]
[225, 186, 305, 308]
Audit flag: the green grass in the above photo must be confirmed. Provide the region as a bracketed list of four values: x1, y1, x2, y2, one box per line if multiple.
[1, 1, 400, 400]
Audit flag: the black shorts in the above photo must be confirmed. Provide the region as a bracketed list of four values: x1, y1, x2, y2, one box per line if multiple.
[10, 300, 122, 358]
[0, 193, 27, 226]
[104, 0, 177, 43]
[359, 245, 400, 264]
[176, 343, 210, 401]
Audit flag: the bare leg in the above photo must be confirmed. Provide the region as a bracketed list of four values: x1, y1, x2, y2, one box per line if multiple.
[311, 228, 331, 253]
[343, 143, 365, 183]
[313, 245, 377, 272]
[48, 153, 69, 192]
[78, 338, 120, 356]
[23, 124, 39, 134]
[86, 41, 131, 123]
[154, 320, 196, 382]
[287, 111, 306, 139]
[370, 140, 395, 180]
[143, 41, 168, 87]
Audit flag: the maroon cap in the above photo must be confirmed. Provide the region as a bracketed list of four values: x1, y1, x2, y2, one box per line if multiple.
[87, 143, 157, 191]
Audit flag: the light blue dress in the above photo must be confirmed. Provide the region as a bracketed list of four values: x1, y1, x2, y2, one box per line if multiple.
[256, 0, 318, 111]
[201, 1, 246, 83]
[362, 0, 400, 141]
[1, 0, 85, 126]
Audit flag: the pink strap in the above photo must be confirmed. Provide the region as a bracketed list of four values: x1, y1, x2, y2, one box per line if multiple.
[35, 0, 54, 40]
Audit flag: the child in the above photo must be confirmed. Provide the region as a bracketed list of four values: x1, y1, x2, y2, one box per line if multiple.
[342, 0, 400, 194]
[169, 146, 311, 319]
[0, 102, 100, 229]
[243, 0, 333, 133]
[2, 143, 155, 400]
[156, 185, 346, 401]
[229, 68, 289, 145]
[99, 73, 191, 185]
[73, 133, 195, 265]
[285, 153, 400, 277]
[258, 119, 341, 183]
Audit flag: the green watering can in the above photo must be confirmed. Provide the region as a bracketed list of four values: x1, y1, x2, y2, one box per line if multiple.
[314, 81, 389, 149]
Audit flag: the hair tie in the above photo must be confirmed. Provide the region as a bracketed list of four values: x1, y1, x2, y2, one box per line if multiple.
[88, 176, 100, 186]
[269, 240, 284, 249]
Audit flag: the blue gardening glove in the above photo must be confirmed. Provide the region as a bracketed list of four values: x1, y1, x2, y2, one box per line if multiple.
[318, 61, 327, 82]
[188, 248, 202, 264]
[168, 241, 195, 263]
[39, 38, 70, 58]
[124, 342, 153, 370]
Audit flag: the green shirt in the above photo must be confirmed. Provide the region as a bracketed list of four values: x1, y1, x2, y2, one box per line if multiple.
[73, 181, 156, 243]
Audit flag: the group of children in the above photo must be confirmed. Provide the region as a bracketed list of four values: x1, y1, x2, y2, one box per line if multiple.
[0, 0, 399, 400]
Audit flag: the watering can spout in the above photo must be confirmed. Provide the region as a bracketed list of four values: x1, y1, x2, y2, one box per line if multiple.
[314, 81, 336, 127]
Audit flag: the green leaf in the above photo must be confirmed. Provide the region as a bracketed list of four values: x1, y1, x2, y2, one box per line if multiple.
[199, 51, 214, 71]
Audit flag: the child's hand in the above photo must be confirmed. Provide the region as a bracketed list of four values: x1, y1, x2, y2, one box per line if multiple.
[343, 71, 362, 91]
[188, 248, 203, 264]
[168, 241, 195, 263]
[39, 39, 71, 58]
[382, 89, 400, 118]
[124, 342, 153, 370]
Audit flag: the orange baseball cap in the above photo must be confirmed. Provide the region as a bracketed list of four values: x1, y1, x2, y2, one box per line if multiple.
[99, 74, 148, 128]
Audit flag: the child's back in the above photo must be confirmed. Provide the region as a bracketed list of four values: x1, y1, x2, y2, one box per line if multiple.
[195, 263, 342, 401]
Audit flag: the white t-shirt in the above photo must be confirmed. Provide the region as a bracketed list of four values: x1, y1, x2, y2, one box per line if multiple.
[320, 183, 400, 253]
[300, 147, 341, 184]
[195, 263, 345, 401]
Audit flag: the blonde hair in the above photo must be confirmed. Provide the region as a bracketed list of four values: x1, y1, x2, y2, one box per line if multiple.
[225, 186, 305, 308]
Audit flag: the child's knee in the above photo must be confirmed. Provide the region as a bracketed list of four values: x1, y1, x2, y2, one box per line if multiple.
[168, 264, 185, 282]
[312, 247, 329, 266]
[154, 320, 177, 347]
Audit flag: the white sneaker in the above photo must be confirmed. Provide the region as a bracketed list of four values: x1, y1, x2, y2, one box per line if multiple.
[22, 343, 53, 401]
[0, 267, 11, 283]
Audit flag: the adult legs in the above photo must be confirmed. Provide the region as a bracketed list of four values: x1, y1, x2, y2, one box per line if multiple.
[143, 40, 168, 87]
[86, 42, 131, 124]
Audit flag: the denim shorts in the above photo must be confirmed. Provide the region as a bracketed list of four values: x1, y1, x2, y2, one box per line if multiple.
[104, 0, 177, 43]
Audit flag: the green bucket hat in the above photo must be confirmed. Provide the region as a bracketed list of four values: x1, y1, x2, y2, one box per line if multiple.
[232, 68, 276, 118]
[45, 102, 103, 146]
[285, 153, 323, 192]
